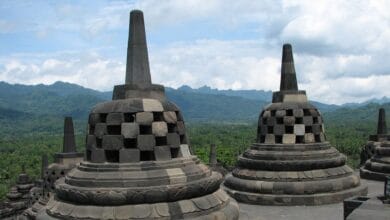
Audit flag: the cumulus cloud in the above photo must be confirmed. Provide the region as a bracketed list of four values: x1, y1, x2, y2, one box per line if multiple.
[0, 52, 124, 90]
[0, 0, 389, 104]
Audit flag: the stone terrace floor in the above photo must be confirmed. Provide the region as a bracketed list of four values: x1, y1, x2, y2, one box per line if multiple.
[238, 174, 383, 220]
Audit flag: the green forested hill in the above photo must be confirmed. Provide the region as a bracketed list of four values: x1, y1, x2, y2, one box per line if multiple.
[0, 81, 389, 199]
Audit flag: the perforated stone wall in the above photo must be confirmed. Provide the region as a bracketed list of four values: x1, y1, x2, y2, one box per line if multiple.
[257, 107, 326, 144]
[44, 167, 66, 192]
[86, 98, 191, 163]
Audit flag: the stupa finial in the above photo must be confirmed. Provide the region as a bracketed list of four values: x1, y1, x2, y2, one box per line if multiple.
[209, 144, 217, 167]
[63, 117, 76, 153]
[280, 43, 298, 91]
[125, 10, 152, 86]
[41, 154, 48, 179]
[377, 108, 387, 135]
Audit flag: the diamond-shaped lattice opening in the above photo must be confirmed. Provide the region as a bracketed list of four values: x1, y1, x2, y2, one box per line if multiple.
[313, 117, 319, 124]
[156, 137, 167, 146]
[275, 135, 283, 144]
[107, 125, 121, 135]
[305, 126, 313, 133]
[86, 150, 91, 160]
[285, 126, 294, 134]
[89, 125, 95, 135]
[100, 113, 108, 123]
[171, 147, 180, 158]
[180, 135, 187, 144]
[105, 150, 119, 162]
[303, 109, 311, 116]
[276, 117, 284, 124]
[286, 109, 293, 116]
[153, 112, 164, 121]
[96, 138, 102, 148]
[296, 117, 303, 124]
[296, 136, 304, 143]
[267, 126, 273, 133]
[262, 118, 267, 124]
[140, 125, 152, 134]
[168, 123, 177, 133]
[260, 135, 266, 143]
[124, 138, 137, 148]
[124, 113, 135, 122]
[315, 134, 321, 143]
[140, 151, 155, 161]
[271, 110, 276, 116]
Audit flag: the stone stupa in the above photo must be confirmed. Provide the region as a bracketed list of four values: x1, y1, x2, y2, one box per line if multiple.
[223, 44, 367, 205]
[44, 117, 84, 192]
[360, 108, 390, 180]
[37, 10, 239, 220]
[360, 108, 390, 166]
[0, 166, 34, 219]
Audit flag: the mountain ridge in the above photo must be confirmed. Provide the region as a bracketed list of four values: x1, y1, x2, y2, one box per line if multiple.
[0, 80, 388, 137]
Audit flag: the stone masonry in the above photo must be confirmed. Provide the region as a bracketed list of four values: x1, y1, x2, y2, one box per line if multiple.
[36, 10, 239, 220]
[223, 44, 367, 206]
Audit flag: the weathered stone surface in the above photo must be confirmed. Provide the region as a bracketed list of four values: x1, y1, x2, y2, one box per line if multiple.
[167, 133, 180, 148]
[121, 122, 139, 138]
[137, 134, 155, 151]
[102, 135, 124, 150]
[142, 99, 163, 112]
[136, 112, 153, 125]
[120, 148, 140, 163]
[282, 134, 296, 144]
[265, 134, 275, 144]
[163, 111, 177, 123]
[94, 123, 107, 138]
[177, 121, 186, 135]
[154, 146, 171, 161]
[304, 133, 315, 143]
[284, 116, 295, 126]
[106, 113, 124, 125]
[294, 124, 305, 136]
[180, 144, 191, 157]
[224, 43, 366, 206]
[36, 10, 239, 220]
[152, 122, 168, 137]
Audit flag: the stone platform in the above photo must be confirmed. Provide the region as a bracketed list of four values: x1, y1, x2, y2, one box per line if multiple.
[238, 177, 382, 220]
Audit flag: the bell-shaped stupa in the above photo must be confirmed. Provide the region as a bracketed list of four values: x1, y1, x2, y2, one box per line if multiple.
[44, 117, 84, 192]
[37, 10, 239, 220]
[223, 44, 367, 205]
[361, 108, 390, 180]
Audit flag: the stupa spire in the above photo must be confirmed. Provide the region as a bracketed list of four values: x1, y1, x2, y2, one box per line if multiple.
[209, 144, 217, 167]
[63, 117, 76, 153]
[41, 154, 48, 179]
[377, 108, 387, 135]
[125, 10, 151, 86]
[280, 43, 298, 91]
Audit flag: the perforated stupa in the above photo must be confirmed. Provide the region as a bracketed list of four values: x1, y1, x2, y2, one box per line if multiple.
[37, 10, 239, 220]
[223, 44, 367, 205]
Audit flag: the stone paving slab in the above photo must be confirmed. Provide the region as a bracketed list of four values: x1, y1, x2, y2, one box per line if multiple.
[238, 177, 383, 220]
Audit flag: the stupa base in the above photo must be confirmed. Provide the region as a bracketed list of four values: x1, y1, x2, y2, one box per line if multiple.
[221, 174, 367, 206]
[37, 189, 239, 220]
[360, 167, 390, 181]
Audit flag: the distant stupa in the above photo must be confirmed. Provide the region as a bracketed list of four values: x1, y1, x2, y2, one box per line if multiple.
[223, 44, 367, 205]
[360, 108, 390, 180]
[37, 10, 239, 219]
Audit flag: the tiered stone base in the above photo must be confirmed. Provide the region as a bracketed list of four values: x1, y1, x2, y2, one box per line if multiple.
[361, 141, 390, 181]
[224, 142, 367, 205]
[37, 156, 239, 219]
[38, 189, 238, 220]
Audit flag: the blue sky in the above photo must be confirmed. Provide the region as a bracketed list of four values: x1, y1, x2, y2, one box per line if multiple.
[0, 0, 389, 104]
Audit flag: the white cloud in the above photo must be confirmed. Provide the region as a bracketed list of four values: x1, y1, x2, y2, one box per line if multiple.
[0, 0, 389, 105]
[0, 52, 124, 90]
